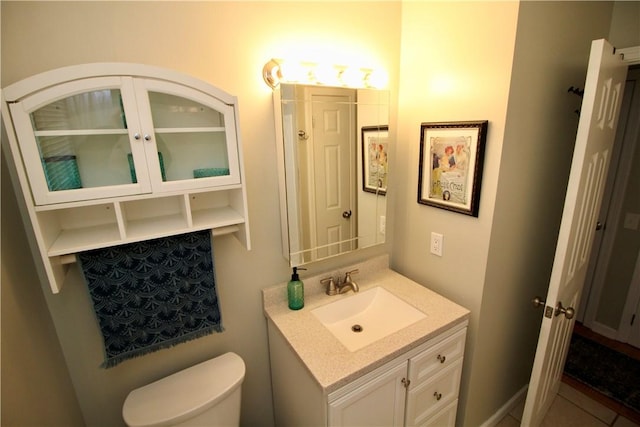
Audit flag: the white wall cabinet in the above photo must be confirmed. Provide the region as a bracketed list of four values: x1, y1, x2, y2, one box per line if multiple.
[267, 317, 466, 427]
[2, 63, 250, 293]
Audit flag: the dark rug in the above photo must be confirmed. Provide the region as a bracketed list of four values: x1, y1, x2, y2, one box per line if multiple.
[564, 333, 640, 412]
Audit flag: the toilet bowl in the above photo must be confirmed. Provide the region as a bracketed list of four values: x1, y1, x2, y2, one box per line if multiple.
[122, 352, 245, 427]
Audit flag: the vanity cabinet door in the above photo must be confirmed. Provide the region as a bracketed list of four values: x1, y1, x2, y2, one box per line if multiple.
[328, 362, 407, 427]
[9, 76, 149, 205]
[133, 78, 241, 193]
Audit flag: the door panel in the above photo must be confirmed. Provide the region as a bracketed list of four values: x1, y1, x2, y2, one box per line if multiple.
[522, 39, 628, 426]
[311, 89, 356, 259]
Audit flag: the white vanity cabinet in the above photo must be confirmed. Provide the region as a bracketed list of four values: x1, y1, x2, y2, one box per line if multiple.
[2, 63, 250, 293]
[267, 316, 467, 427]
[327, 327, 466, 427]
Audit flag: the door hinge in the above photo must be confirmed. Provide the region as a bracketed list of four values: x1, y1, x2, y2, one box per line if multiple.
[631, 314, 636, 326]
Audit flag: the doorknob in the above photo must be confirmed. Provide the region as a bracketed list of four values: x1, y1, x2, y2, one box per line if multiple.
[596, 221, 604, 230]
[531, 296, 546, 309]
[554, 301, 575, 319]
[342, 210, 352, 219]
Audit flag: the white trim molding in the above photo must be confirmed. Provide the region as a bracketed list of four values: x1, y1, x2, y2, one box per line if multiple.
[620, 46, 640, 65]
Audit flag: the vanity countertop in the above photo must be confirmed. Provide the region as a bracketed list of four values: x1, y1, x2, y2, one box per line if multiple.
[262, 256, 470, 393]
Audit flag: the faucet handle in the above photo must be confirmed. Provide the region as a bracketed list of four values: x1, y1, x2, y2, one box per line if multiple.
[320, 277, 338, 296]
[344, 269, 359, 282]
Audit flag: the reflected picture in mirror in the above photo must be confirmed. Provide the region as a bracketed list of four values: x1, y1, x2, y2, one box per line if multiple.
[361, 125, 388, 196]
[273, 84, 390, 266]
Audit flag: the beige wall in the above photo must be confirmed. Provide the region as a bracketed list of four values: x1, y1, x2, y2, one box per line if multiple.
[394, 2, 519, 425]
[610, 1, 640, 48]
[478, 2, 614, 425]
[394, 1, 614, 426]
[1, 2, 400, 426]
[2, 152, 86, 426]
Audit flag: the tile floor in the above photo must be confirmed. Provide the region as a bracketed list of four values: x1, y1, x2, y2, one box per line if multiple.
[497, 382, 640, 427]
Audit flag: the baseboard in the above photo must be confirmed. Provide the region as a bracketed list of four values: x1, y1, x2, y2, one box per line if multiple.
[479, 385, 528, 427]
[589, 321, 619, 340]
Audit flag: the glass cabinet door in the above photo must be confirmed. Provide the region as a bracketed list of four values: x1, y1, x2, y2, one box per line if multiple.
[10, 75, 241, 206]
[10, 77, 149, 205]
[134, 79, 241, 192]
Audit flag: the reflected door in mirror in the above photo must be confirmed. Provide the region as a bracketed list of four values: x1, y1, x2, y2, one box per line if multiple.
[274, 84, 389, 266]
[310, 89, 357, 260]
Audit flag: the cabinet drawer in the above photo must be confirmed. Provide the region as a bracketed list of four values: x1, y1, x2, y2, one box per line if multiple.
[408, 328, 466, 386]
[405, 359, 463, 426]
[421, 399, 458, 427]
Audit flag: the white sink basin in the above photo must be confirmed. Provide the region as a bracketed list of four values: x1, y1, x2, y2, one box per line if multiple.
[311, 287, 426, 352]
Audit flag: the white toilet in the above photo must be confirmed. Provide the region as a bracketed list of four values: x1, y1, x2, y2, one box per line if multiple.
[122, 352, 245, 427]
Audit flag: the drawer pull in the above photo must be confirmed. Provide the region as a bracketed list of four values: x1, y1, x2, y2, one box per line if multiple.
[434, 391, 442, 401]
[437, 354, 446, 363]
[401, 378, 411, 388]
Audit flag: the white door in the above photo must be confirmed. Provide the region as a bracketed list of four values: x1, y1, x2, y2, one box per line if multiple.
[310, 88, 356, 259]
[521, 39, 628, 426]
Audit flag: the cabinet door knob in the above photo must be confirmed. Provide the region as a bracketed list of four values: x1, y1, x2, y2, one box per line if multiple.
[144, 134, 152, 141]
[437, 354, 446, 363]
[401, 378, 411, 388]
[134, 133, 141, 140]
[433, 391, 442, 401]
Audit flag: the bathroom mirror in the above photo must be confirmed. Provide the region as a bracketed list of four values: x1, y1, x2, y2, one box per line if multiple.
[273, 84, 389, 266]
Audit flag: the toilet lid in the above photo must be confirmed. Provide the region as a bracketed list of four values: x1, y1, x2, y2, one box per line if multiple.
[122, 352, 245, 427]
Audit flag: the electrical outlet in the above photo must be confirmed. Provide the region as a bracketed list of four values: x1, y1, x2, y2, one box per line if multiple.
[379, 216, 386, 235]
[430, 232, 443, 256]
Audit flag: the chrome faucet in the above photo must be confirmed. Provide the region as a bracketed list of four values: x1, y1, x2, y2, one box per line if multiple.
[321, 269, 359, 295]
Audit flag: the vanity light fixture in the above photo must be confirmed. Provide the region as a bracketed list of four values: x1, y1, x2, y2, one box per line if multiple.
[262, 58, 386, 89]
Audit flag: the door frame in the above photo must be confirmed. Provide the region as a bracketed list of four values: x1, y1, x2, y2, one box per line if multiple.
[579, 62, 640, 343]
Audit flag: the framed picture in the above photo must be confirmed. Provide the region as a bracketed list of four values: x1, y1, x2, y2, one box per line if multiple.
[361, 125, 389, 196]
[418, 121, 488, 216]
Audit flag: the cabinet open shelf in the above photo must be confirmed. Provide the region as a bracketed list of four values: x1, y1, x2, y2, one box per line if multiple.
[121, 195, 190, 239]
[40, 189, 248, 259]
[48, 223, 122, 256]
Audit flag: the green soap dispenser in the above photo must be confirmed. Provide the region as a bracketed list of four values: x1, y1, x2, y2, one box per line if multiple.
[287, 267, 306, 310]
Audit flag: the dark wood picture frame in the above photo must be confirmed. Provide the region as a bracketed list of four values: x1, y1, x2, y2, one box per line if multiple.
[417, 121, 488, 216]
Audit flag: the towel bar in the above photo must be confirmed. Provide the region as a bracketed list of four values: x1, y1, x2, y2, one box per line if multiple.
[57, 226, 241, 265]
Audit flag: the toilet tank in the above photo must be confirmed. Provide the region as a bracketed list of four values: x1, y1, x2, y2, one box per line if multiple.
[123, 352, 245, 427]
